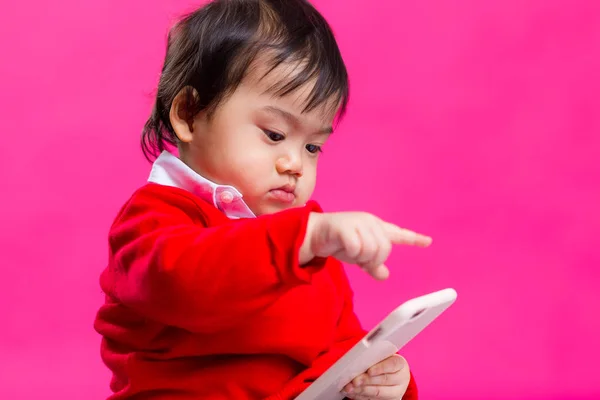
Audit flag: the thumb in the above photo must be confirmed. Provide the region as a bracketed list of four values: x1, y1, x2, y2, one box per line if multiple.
[383, 222, 432, 247]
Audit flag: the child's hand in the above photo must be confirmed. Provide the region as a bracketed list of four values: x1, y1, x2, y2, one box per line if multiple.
[300, 212, 432, 279]
[342, 354, 410, 400]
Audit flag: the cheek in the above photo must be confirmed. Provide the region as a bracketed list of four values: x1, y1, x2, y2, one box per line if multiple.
[237, 148, 273, 174]
[220, 132, 270, 173]
[299, 165, 317, 199]
[229, 152, 274, 193]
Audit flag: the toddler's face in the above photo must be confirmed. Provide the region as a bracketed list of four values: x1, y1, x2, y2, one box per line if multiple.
[175, 61, 338, 216]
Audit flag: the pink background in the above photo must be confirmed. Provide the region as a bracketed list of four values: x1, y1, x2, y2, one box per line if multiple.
[1, 0, 598, 399]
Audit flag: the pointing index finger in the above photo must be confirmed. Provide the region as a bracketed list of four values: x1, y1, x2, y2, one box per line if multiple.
[383, 222, 432, 247]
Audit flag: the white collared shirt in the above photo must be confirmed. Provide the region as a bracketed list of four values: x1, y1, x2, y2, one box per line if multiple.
[147, 151, 256, 219]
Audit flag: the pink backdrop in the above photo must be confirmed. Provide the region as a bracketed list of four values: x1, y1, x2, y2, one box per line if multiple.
[1, 0, 598, 399]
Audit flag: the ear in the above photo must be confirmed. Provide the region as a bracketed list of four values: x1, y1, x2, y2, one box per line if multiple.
[169, 86, 199, 143]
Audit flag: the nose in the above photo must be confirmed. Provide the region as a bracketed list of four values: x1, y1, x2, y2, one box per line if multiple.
[276, 151, 303, 177]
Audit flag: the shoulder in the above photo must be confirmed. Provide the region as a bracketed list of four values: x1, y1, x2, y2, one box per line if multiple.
[111, 183, 224, 228]
[133, 183, 209, 211]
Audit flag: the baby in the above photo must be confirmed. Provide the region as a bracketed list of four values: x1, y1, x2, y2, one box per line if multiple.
[94, 1, 432, 399]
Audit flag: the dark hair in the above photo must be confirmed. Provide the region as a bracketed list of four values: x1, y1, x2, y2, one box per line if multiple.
[141, 0, 350, 161]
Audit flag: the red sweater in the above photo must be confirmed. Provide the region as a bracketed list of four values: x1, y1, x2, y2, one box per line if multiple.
[94, 183, 418, 399]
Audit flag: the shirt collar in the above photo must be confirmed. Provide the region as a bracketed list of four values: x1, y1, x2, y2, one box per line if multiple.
[147, 151, 256, 219]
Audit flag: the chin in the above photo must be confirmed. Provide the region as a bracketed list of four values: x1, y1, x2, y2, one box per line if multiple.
[254, 202, 299, 216]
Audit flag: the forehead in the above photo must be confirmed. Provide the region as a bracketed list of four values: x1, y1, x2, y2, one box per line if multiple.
[238, 54, 341, 123]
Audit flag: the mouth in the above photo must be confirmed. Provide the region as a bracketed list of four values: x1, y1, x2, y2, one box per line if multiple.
[268, 184, 296, 203]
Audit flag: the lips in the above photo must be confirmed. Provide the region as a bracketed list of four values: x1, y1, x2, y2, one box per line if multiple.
[269, 184, 296, 203]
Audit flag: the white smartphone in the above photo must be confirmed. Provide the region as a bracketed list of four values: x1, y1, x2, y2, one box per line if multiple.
[295, 288, 457, 400]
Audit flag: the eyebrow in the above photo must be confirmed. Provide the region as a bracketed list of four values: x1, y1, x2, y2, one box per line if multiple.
[261, 105, 333, 134]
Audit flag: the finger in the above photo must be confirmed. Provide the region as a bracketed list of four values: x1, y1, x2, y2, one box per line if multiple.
[350, 372, 369, 388]
[344, 395, 369, 400]
[332, 248, 367, 266]
[358, 223, 392, 280]
[360, 224, 392, 271]
[361, 370, 404, 386]
[382, 222, 432, 247]
[355, 226, 378, 266]
[338, 229, 362, 260]
[368, 355, 407, 376]
[341, 386, 369, 400]
[363, 264, 389, 280]
[332, 252, 388, 280]
[372, 224, 392, 269]
[347, 396, 375, 400]
[346, 396, 371, 400]
[342, 372, 374, 397]
[350, 384, 404, 399]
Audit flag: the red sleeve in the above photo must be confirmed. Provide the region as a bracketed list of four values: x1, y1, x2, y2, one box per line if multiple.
[403, 373, 419, 400]
[100, 186, 326, 333]
[271, 262, 418, 400]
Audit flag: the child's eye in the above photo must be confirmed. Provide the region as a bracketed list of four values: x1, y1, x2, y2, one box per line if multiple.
[264, 130, 285, 142]
[305, 144, 322, 154]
